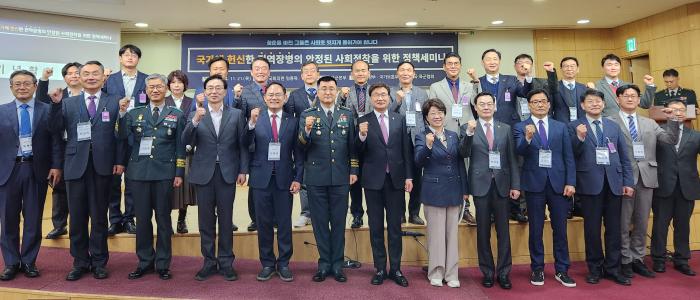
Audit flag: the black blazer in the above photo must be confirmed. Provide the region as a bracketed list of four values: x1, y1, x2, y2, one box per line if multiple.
[356, 111, 413, 190]
[36, 80, 70, 104]
[656, 124, 700, 200]
[286, 87, 316, 118]
[546, 70, 587, 123]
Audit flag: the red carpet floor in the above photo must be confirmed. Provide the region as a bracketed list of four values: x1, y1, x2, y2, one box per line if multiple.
[0, 247, 698, 299]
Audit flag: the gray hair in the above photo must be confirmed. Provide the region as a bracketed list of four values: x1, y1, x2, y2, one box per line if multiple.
[145, 73, 167, 85]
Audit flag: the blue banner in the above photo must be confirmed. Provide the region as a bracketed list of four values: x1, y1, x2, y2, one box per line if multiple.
[181, 33, 457, 89]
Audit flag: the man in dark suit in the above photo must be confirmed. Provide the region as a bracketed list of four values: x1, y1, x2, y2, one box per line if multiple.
[299, 76, 358, 283]
[513, 54, 548, 121]
[182, 75, 248, 281]
[460, 92, 521, 289]
[654, 69, 697, 107]
[356, 83, 412, 287]
[36, 63, 82, 239]
[103, 44, 149, 236]
[0, 70, 62, 281]
[569, 89, 634, 286]
[192, 57, 237, 109]
[49, 60, 125, 281]
[513, 89, 577, 288]
[650, 100, 700, 276]
[545, 58, 587, 123]
[247, 82, 303, 282]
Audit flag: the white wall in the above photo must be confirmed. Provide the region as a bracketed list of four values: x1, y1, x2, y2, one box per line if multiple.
[458, 30, 537, 78]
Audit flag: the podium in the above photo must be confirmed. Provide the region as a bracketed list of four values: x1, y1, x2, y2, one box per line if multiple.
[647, 105, 696, 127]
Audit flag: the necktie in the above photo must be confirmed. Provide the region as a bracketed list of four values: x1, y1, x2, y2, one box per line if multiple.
[404, 91, 412, 111]
[450, 80, 459, 103]
[380, 113, 389, 172]
[327, 109, 333, 125]
[627, 115, 639, 142]
[153, 106, 160, 121]
[676, 127, 682, 151]
[568, 83, 576, 106]
[308, 88, 317, 100]
[358, 87, 366, 112]
[593, 120, 604, 146]
[567, 83, 574, 90]
[538, 120, 548, 148]
[271, 114, 279, 142]
[19, 104, 31, 156]
[490, 77, 498, 95]
[485, 122, 494, 150]
[87, 95, 96, 118]
[261, 84, 267, 96]
[611, 81, 619, 93]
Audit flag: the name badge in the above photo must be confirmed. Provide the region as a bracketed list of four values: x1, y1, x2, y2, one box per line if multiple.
[139, 137, 154, 156]
[488, 151, 501, 169]
[461, 95, 470, 105]
[77, 122, 91, 141]
[632, 142, 645, 159]
[19, 135, 32, 155]
[607, 139, 617, 153]
[596, 147, 610, 165]
[406, 112, 416, 127]
[101, 110, 110, 122]
[268, 142, 281, 161]
[505, 91, 511, 102]
[414, 101, 421, 112]
[538, 149, 552, 168]
[519, 99, 530, 116]
[569, 107, 578, 121]
[451, 103, 463, 119]
[138, 91, 147, 104]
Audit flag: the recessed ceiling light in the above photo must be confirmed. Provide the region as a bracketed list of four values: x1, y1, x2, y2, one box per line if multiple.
[491, 20, 504, 25]
[319, 0, 334, 3]
[577, 19, 590, 24]
[134, 22, 148, 28]
[405, 21, 418, 27]
[208, 0, 223, 4]
[228, 22, 241, 28]
[319, 22, 331, 27]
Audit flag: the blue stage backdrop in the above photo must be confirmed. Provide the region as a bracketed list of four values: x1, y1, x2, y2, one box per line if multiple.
[181, 33, 458, 89]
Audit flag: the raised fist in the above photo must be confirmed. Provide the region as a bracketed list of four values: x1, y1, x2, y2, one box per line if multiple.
[195, 92, 205, 107]
[341, 87, 350, 98]
[49, 88, 64, 104]
[118, 97, 130, 112]
[576, 124, 588, 140]
[426, 132, 435, 148]
[42, 67, 53, 81]
[643, 75, 654, 86]
[359, 121, 368, 136]
[250, 107, 261, 125]
[543, 61, 555, 73]
[466, 120, 477, 133]
[305, 115, 316, 131]
[234, 83, 243, 97]
[525, 124, 536, 140]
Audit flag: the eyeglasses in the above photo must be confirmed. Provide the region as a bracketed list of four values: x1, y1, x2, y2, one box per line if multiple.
[371, 93, 389, 98]
[529, 100, 549, 106]
[428, 111, 445, 117]
[477, 102, 495, 108]
[620, 95, 639, 99]
[265, 93, 285, 98]
[11, 81, 35, 88]
[205, 86, 225, 92]
[147, 85, 166, 90]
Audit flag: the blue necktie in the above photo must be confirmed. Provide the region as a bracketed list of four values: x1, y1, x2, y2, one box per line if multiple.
[627, 115, 639, 142]
[19, 104, 32, 156]
[593, 120, 604, 146]
[307, 88, 317, 99]
[538, 120, 548, 148]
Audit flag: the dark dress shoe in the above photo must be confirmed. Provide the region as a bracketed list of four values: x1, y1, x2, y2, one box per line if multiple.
[157, 269, 172, 280]
[497, 275, 512, 289]
[653, 261, 666, 273]
[605, 273, 631, 286]
[632, 260, 655, 278]
[351, 216, 363, 228]
[195, 266, 218, 281]
[334, 269, 347, 282]
[312, 269, 328, 282]
[511, 212, 528, 223]
[371, 270, 386, 285]
[232, 223, 239, 231]
[176, 220, 188, 234]
[247, 222, 257, 232]
[65, 267, 89, 281]
[278, 266, 294, 282]
[257, 266, 276, 281]
[0, 265, 20, 281]
[23, 264, 40, 278]
[408, 215, 425, 225]
[388, 270, 408, 287]
[220, 267, 238, 281]
[401, 216, 407, 224]
[621, 263, 634, 278]
[674, 264, 696, 276]
[93, 266, 109, 279]
[45, 227, 67, 239]
[107, 223, 123, 236]
[463, 210, 477, 226]
[124, 221, 137, 234]
[128, 266, 153, 279]
[585, 272, 600, 284]
[482, 276, 494, 288]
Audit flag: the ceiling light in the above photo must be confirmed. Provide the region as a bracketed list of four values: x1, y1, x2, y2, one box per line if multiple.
[134, 22, 148, 28]
[577, 19, 590, 24]
[208, 0, 223, 3]
[319, 22, 331, 27]
[405, 21, 418, 27]
[491, 20, 504, 25]
[228, 22, 241, 28]
[319, 0, 334, 3]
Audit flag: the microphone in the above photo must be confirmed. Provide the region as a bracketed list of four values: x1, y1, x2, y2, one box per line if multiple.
[401, 231, 425, 237]
[303, 241, 361, 269]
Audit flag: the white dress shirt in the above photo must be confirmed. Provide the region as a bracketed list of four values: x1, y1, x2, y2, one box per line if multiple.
[122, 70, 137, 98]
[530, 115, 549, 140]
[358, 110, 389, 142]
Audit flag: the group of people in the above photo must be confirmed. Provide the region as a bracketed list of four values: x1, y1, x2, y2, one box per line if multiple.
[1, 44, 698, 292]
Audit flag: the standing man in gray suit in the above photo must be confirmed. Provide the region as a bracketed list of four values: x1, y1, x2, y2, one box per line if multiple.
[460, 92, 520, 289]
[609, 84, 679, 279]
[589, 54, 655, 117]
[428, 52, 479, 225]
[183, 75, 249, 281]
[390, 61, 427, 225]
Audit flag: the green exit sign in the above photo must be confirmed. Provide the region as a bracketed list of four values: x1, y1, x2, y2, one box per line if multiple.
[626, 37, 637, 52]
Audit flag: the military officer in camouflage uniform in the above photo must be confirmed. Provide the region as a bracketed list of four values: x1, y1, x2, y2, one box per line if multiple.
[118, 73, 185, 281]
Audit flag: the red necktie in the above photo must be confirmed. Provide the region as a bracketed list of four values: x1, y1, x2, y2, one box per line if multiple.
[271, 114, 278, 142]
[450, 80, 459, 103]
[485, 123, 494, 150]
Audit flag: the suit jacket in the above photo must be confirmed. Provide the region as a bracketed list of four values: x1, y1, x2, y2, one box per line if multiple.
[546, 71, 586, 123]
[238, 82, 266, 118]
[103, 71, 149, 106]
[609, 113, 679, 188]
[593, 78, 654, 117]
[428, 78, 479, 132]
[478, 74, 532, 126]
[356, 112, 413, 190]
[654, 87, 697, 106]
[414, 129, 468, 207]
[513, 118, 576, 193]
[49, 92, 124, 180]
[459, 120, 520, 198]
[656, 124, 700, 200]
[515, 77, 548, 121]
[182, 106, 249, 185]
[568, 117, 634, 196]
[0, 101, 63, 185]
[247, 111, 303, 190]
[165, 95, 194, 120]
[390, 85, 428, 142]
[286, 87, 317, 118]
[36, 79, 70, 104]
[344, 83, 373, 120]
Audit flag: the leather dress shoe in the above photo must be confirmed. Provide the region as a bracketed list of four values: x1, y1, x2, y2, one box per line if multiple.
[0, 264, 20, 281]
[632, 260, 655, 278]
[653, 261, 666, 273]
[621, 263, 634, 278]
[334, 269, 347, 282]
[371, 270, 386, 285]
[128, 266, 153, 279]
[388, 270, 408, 287]
[585, 272, 600, 284]
[176, 220, 188, 234]
[124, 221, 137, 234]
[511, 212, 528, 223]
[157, 269, 172, 280]
[482, 276, 494, 288]
[220, 267, 238, 281]
[107, 223, 123, 236]
[247, 222, 257, 232]
[195, 266, 218, 281]
[605, 272, 631, 286]
[312, 269, 328, 282]
[92, 266, 109, 279]
[497, 275, 512, 289]
[674, 264, 697, 276]
[23, 263, 40, 278]
[351, 216, 363, 228]
[45, 227, 67, 239]
[65, 267, 90, 281]
[401, 216, 406, 224]
[408, 215, 425, 225]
